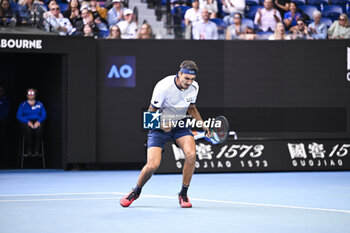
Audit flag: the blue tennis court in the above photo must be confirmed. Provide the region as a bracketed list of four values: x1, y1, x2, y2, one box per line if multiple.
[0, 170, 349, 233]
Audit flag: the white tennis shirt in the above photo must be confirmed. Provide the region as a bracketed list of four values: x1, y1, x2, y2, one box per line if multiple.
[150, 75, 199, 122]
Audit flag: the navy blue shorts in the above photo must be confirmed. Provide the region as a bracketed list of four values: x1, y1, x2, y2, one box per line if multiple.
[147, 127, 194, 149]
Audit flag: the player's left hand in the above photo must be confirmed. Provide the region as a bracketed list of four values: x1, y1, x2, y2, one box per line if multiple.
[204, 127, 212, 138]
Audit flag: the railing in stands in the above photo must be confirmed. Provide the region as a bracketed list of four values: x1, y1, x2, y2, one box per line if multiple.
[133, 6, 139, 23]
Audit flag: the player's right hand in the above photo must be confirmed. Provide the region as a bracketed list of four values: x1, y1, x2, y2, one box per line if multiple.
[161, 122, 171, 133]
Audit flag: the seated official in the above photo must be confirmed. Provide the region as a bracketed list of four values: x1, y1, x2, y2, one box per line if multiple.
[16, 88, 47, 156]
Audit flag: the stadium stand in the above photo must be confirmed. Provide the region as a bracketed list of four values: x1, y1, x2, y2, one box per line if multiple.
[1, 0, 350, 40]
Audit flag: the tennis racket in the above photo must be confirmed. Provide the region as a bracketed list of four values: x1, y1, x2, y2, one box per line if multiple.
[208, 115, 230, 143]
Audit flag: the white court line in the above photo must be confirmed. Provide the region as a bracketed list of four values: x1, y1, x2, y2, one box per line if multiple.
[0, 197, 117, 202]
[0, 192, 349, 214]
[0, 192, 122, 197]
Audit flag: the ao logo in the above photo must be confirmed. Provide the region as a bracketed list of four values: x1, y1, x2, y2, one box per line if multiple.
[108, 64, 133, 79]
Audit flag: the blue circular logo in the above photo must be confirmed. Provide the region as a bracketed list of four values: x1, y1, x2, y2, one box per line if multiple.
[120, 65, 133, 79]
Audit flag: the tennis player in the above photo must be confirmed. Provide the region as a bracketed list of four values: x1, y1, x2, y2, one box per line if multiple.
[120, 60, 209, 208]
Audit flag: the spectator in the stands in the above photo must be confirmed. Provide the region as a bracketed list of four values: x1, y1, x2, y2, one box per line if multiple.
[63, 0, 80, 18]
[64, 1, 83, 32]
[308, 10, 327, 39]
[254, 0, 281, 32]
[94, 15, 108, 31]
[104, 0, 123, 10]
[222, 0, 245, 25]
[82, 0, 108, 31]
[137, 22, 154, 39]
[0, 0, 18, 27]
[76, 7, 99, 36]
[240, 27, 257, 40]
[185, 0, 201, 27]
[192, 7, 218, 40]
[107, 25, 121, 38]
[19, 0, 46, 26]
[45, 4, 74, 35]
[76, 1, 107, 32]
[184, 0, 202, 39]
[17, 88, 47, 156]
[107, 0, 125, 26]
[199, 0, 217, 19]
[274, 0, 290, 19]
[18, 0, 43, 5]
[225, 12, 246, 40]
[90, 0, 108, 20]
[283, 2, 301, 30]
[43, 0, 61, 19]
[83, 24, 95, 37]
[290, 18, 312, 40]
[221, 0, 245, 16]
[268, 22, 290, 40]
[328, 14, 350, 39]
[117, 8, 137, 39]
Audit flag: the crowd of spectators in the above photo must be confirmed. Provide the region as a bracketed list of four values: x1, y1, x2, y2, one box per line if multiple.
[0, 0, 154, 39]
[0, 0, 349, 39]
[177, 0, 350, 39]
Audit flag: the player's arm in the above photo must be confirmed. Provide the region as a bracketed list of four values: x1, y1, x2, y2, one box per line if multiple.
[187, 104, 210, 136]
[148, 104, 171, 132]
[147, 105, 158, 112]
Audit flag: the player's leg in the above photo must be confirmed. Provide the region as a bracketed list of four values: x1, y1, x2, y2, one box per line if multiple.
[136, 147, 162, 187]
[119, 147, 162, 207]
[175, 135, 196, 208]
[33, 124, 43, 155]
[21, 122, 33, 155]
[120, 129, 168, 207]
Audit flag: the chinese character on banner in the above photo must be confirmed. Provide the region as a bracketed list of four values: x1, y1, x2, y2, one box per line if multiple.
[308, 142, 326, 159]
[196, 143, 213, 160]
[288, 143, 307, 159]
[172, 144, 185, 161]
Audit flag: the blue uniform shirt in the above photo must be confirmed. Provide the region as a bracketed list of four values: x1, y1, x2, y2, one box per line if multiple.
[284, 11, 302, 28]
[17, 101, 47, 123]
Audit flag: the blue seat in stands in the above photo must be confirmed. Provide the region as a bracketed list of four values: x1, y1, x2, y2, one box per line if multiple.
[308, 0, 328, 10]
[322, 5, 343, 21]
[171, 5, 190, 27]
[210, 18, 227, 39]
[291, 0, 305, 7]
[332, 0, 348, 12]
[320, 17, 333, 27]
[242, 18, 255, 29]
[331, 0, 347, 5]
[245, 5, 263, 19]
[171, 5, 190, 19]
[299, 5, 318, 20]
[58, 3, 68, 13]
[10, 1, 19, 11]
[98, 30, 109, 38]
[210, 18, 228, 27]
[246, 0, 259, 7]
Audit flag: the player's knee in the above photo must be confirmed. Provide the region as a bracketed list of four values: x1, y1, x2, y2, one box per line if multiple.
[146, 162, 160, 172]
[185, 151, 196, 162]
